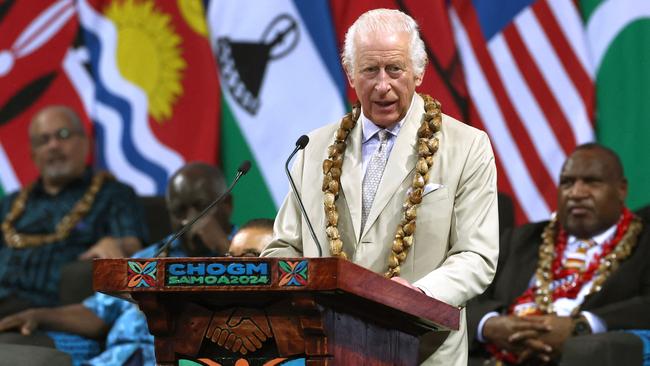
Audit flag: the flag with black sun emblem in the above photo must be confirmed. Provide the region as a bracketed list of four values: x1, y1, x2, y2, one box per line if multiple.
[0, 0, 220, 196]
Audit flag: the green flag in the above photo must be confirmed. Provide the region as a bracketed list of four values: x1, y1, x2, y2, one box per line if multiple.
[583, 1, 650, 209]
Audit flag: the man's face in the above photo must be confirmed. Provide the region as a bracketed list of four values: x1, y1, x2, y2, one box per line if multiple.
[227, 227, 273, 257]
[30, 109, 88, 186]
[167, 173, 231, 256]
[347, 30, 422, 128]
[557, 149, 627, 239]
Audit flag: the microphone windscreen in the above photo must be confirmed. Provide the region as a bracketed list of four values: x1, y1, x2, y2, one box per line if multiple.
[296, 135, 309, 149]
[238, 160, 252, 175]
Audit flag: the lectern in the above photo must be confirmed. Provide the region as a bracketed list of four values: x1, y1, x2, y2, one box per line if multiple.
[94, 257, 459, 366]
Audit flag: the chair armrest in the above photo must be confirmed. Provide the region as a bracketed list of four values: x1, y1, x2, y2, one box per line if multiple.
[560, 331, 643, 366]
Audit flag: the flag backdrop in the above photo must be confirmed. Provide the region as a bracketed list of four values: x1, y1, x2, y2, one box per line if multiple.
[0, 0, 219, 197]
[581, 0, 650, 215]
[1, 0, 649, 226]
[449, 0, 595, 223]
[0, 0, 82, 195]
[206, 0, 347, 223]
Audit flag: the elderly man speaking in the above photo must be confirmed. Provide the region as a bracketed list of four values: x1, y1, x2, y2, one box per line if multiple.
[262, 8, 499, 365]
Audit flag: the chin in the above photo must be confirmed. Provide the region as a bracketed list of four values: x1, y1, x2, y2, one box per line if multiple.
[372, 116, 399, 128]
[43, 165, 73, 178]
[565, 222, 595, 238]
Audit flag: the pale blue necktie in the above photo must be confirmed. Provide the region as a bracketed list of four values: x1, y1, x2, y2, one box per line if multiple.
[361, 130, 390, 232]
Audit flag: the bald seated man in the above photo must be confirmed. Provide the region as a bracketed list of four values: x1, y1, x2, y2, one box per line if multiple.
[0, 162, 235, 366]
[228, 218, 274, 257]
[0, 105, 147, 316]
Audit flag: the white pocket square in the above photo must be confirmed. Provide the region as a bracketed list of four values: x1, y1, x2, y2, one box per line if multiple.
[423, 183, 444, 195]
[408, 183, 444, 196]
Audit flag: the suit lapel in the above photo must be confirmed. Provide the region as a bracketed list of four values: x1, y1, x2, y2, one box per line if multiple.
[340, 117, 363, 244]
[361, 95, 423, 239]
[505, 230, 542, 304]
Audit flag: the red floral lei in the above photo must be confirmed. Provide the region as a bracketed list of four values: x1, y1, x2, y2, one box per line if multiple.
[487, 208, 635, 364]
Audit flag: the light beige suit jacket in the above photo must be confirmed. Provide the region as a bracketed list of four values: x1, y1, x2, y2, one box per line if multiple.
[262, 94, 499, 365]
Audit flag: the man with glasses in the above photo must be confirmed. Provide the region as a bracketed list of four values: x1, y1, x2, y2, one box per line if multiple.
[0, 163, 235, 366]
[0, 105, 147, 317]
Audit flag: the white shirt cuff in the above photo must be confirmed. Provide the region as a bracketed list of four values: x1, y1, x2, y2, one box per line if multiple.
[581, 311, 607, 333]
[414, 283, 433, 297]
[477, 311, 500, 343]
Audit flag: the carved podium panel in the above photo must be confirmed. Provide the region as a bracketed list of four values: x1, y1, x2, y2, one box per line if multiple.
[94, 257, 459, 366]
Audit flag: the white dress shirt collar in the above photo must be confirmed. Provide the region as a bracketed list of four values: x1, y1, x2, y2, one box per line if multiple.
[567, 223, 617, 247]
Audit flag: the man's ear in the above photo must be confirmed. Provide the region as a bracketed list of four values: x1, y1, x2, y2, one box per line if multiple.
[618, 178, 628, 202]
[344, 65, 355, 88]
[415, 70, 424, 87]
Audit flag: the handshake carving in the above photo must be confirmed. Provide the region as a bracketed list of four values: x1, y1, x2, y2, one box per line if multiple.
[205, 308, 273, 355]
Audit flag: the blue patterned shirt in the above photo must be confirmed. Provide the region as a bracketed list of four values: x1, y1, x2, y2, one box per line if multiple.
[52, 231, 234, 366]
[0, 169, 147, 307]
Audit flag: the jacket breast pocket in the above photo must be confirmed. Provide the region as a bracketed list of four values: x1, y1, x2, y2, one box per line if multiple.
[421, 186, 449, 203]
[416, 187, 451, 224]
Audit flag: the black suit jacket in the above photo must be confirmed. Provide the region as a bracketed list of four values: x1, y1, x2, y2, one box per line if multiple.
[467, 218, 650, 352]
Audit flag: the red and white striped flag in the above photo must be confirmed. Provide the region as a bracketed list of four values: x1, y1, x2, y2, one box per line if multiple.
[450, 0, 594, 223]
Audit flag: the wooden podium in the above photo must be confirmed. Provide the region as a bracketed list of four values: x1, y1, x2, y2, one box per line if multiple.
[94, 257, 459, 366]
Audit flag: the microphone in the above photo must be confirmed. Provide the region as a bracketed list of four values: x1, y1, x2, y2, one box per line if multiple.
[285, 135, 323, 257]
[154, 161, 251, 257]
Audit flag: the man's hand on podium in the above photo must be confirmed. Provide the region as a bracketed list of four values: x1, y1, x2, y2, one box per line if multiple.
[391, 276, 426, 294]
[205, 308, 273, 355]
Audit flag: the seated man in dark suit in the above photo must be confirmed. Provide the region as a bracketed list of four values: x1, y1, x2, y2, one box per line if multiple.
[0, 106, 147, 316]
[468, 143, 650, 365]
[0, 163, 235, 365]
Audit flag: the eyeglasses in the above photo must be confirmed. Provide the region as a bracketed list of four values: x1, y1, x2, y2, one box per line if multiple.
[30, 127, 83, 148]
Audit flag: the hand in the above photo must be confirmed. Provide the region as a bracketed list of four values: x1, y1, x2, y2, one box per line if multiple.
[390, 276, 426, 294]
[205, 308, 273, 354]
[79, 237, 125, 259]
[0, 309, 41, 335]
[189, 212, 229, 256]
[508, 315, 573, 362]
[531, 315, 574, 359]
[483, 315, 551, 356]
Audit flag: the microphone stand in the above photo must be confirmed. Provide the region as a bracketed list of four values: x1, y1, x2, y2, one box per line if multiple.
[154, 161, 251, 257]
[285, 135, 323, 257]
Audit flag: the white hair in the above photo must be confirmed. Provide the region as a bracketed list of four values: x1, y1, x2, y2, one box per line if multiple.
[342, 9, 427, 77]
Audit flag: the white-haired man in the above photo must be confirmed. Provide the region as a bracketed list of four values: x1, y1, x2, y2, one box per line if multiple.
[262, 8, 499, 365]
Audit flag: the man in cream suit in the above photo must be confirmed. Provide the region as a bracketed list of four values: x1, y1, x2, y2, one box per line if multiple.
[261, 8, 499, 365]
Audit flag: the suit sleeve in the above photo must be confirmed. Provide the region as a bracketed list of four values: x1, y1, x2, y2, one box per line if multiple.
[260, 149, 306, 258]
[414, 131, 500, 307]
[466, 226, 516, 348]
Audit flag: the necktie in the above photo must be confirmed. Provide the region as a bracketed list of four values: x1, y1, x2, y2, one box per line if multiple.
[564, 239, 597, 272]
[361, 130, 390, 232]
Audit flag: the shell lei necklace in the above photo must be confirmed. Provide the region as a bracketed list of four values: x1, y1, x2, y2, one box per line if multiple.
[1, 171, 111, 249]
[532, 207, 641, 314]
[489, 208, 642, 364]
[321, 94, 442, 278]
